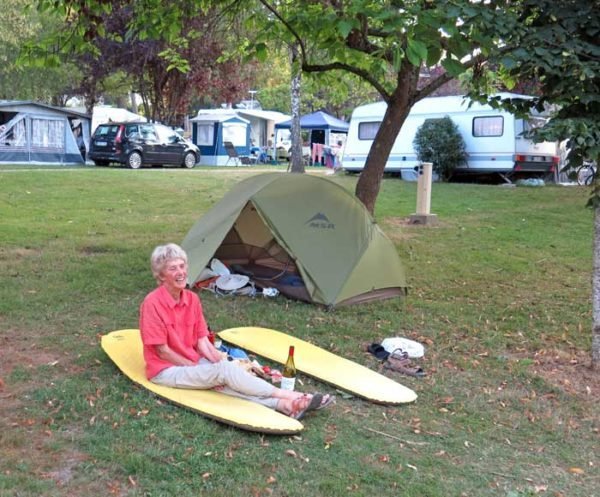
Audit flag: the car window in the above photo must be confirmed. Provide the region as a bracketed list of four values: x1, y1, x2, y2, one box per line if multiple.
[139, 124, 157, 141]
[94, 125, 120, 137]
[155, 124, 179, 144]
[125, 124, 139, 137]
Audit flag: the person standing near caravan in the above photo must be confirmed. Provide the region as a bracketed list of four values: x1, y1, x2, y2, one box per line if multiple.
[139, 243, 334, 419]
[333, 140, 344, 172]
[326, 140, 344, 175]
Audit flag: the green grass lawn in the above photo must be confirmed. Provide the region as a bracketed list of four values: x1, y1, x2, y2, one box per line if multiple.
[0, 167, 597, 497]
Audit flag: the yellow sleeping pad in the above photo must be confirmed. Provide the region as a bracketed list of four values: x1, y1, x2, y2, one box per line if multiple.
[218, 327, 417, 405]
[101, 329, 303, 435]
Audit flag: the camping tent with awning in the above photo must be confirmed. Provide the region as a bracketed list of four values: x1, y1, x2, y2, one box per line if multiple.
[274, 110, 350, 133]
[274, 111, 349, 165]
[181, 173, 407, 308]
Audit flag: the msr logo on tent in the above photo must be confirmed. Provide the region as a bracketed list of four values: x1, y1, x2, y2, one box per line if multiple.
[305, 212, 335, 229]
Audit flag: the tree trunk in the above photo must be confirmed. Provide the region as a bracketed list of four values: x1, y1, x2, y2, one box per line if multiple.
[289, 44, 304, 174]
[592, 204, 600, 369]
[355, 66, 420, 215]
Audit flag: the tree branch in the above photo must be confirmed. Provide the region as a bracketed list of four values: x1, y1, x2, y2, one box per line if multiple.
[413, 47, 507, 101]
[302, 61, 392, 101]
[259, 1, 392, 100]
[258, 0, 308, 63]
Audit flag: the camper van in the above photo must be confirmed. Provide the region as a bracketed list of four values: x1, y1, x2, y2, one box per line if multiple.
[342, 93, 559, 181]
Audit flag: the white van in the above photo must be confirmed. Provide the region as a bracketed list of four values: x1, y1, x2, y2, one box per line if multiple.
[342, 93, 559, 180]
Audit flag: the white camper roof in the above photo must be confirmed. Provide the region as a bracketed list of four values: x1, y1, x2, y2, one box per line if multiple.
[91, 106, 146, 133]
[351, 93, 535, 119]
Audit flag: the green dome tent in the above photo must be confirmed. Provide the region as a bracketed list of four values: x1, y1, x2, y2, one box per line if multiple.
[181, 173, 407, 307]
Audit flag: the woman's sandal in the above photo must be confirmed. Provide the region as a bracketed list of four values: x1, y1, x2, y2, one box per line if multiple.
[291, 393, 335, 420]
[313, 393, 335, 410]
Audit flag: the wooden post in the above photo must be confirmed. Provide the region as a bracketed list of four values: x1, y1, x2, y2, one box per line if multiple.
[410, 162, 438, 225]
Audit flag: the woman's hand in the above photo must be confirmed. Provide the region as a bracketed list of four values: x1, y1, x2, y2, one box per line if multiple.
[197, 336, 223, 363]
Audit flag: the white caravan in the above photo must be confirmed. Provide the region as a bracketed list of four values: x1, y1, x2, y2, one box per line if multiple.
[342, 93, 559, 180]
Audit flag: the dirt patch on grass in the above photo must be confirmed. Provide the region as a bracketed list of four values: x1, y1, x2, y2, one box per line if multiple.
[530, 349, 600, 400]
[80, 245, 117, 256]
[0, 336, 108, 496]
[0, 331, 60, 377]
[382, 216, 449, 242]
[0, 331, 62, 430]
[0, 246, 42, 260]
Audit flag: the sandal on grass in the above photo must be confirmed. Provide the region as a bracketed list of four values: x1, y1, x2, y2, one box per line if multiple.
[384, 357, 426, 378]
[292, 393, 335, 420]
[313, 393, 335, 410]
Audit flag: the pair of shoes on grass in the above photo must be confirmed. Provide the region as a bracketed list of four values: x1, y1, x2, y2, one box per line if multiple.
[384, 353, 426, 378]
[368, 343, 426, 378]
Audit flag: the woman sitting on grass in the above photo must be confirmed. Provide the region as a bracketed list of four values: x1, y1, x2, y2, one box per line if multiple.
[139, 243, 334, 420]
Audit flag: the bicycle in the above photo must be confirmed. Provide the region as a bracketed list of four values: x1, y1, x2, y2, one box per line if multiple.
[576, 160, 597, 186]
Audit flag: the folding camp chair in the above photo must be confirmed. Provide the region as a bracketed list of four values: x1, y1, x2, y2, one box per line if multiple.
[224, 141, 253, 166]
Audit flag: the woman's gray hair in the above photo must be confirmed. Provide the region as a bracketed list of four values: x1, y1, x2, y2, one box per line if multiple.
[150, 243, 188, 283]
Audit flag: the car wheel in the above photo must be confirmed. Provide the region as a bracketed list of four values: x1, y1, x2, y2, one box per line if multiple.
[182, 152, 197, 169]
[93, 160, 109, 167]
[127, 151, 143, 169]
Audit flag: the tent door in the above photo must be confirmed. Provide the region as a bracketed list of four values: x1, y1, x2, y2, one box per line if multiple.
[212, 202, 312, 302]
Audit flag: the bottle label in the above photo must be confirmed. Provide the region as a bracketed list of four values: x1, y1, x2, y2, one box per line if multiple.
[280, 376, 296, 391]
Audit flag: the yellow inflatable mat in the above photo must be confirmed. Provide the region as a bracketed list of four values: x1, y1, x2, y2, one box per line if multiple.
[101, 329, 303, 435]
[218, 327, 417, 405]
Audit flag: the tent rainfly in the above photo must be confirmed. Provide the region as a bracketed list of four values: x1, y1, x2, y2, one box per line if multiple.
[274, 110, 349, 133]
[181, 173, 407, 307]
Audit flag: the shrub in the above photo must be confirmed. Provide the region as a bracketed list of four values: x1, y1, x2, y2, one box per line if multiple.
[413, 116, 467, 181]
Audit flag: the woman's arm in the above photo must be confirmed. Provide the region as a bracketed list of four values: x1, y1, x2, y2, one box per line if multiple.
[154, 343, 197, 366]
[196, 336, 223, 363]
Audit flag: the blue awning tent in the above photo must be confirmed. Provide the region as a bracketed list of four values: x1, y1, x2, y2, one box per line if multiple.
[274, 111, 349, 165]
[274, 110, 349, 133]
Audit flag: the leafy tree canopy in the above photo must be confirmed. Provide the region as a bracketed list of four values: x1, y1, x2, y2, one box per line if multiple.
[1, 0, 81, 104]
[472, 0, 599, 189]
[244, 0, 520, 211]
[27, 0, 257, 123]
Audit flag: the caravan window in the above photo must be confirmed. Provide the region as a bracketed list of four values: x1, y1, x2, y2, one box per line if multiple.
[222, 123, 246, 147]
[358, 121, 381, 140]
[31, 118, 65, 150]
[473, 116, 503, 137]
[0, 118, 26, 148]
[195, 124, 214, 146]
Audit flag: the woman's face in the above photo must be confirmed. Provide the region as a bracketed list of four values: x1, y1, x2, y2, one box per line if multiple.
[160, 257, 187, 297]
